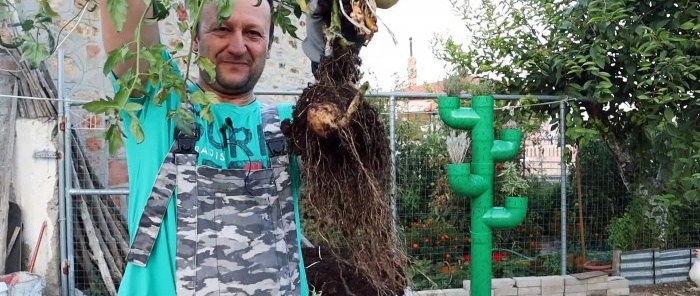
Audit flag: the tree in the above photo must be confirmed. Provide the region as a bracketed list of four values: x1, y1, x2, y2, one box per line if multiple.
[435, 0, 700, 202]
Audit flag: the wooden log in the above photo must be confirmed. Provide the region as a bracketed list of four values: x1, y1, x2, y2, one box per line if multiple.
[78, 198, 117, 296]
[71, 133, 127, 284]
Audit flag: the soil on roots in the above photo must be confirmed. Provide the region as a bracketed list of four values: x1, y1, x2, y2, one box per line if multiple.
[303, 247, 405, 296]
[281, 41, 407, 295]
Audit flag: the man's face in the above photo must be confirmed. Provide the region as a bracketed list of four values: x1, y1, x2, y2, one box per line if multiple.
[196, 0, 271, 96]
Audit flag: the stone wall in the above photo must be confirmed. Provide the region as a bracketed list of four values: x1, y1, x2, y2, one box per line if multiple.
[410, 272, 631, 296]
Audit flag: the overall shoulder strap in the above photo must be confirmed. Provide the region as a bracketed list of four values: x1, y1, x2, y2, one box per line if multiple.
[261, 103, 287, 157]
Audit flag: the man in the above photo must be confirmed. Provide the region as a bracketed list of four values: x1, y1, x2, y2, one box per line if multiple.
[99, 0, 334, 294]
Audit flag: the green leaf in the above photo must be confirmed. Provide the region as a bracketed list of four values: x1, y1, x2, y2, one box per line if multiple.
[38, 0, 59, 19]
[203, 92, 220, 104]
[129, 116, 145, 143]
[20, 19, 34, 31]
[217, 0, 235, 22]
[196, 56, 217, 83]
[114, 86, 131, 107]
[200, 104, 214, 123]
[105, 124, 124, 155]
[107, 0, 128, 32]
[124, 102, 143, 112]
[680, 21, 695, 30]
[190, 91, 206, 105]
[664, 107, 674, 122]
[84, 99, 119, 114]
[103, 46, 131, 76]
[21, 41, 49, 69]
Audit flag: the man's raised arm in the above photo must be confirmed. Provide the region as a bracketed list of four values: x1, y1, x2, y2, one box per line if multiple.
[99, 0, 160, 78]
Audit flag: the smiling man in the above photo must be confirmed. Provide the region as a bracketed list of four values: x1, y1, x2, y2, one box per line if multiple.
[98, 0, 314, 295]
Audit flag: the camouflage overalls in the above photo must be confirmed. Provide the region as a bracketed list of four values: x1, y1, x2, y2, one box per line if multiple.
[125, 104, 303, 296]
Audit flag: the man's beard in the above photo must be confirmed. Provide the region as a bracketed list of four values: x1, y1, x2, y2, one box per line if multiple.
[209, 63, 265, 95]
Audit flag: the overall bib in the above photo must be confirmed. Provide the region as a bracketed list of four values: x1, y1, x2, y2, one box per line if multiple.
[125, 104, 303, 296]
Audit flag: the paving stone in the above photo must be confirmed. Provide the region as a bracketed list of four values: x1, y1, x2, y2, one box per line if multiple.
[492, 286, 517, 296]
[517, 286, 541, 295]
[606, 288, 630, 296]
[564, 275, 582, 286]
[587, 282, 608, 291]
[514, 277, 541, 287]
[492, 278, 515, 289]
[564, 284, 588, 293]
[542, 284, 565, 294]
[607, 277, 629, 290]
[541, 275, 565, 287]
[585, 290, 607, 296]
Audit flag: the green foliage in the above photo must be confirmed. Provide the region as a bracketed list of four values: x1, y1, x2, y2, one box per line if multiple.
[607, 197, 663, 250]
[107, 0, 128, 31]
[395, 117, 452, 223]
[437, 0, 700, 198]
[497, 161, 529, 197]
[405, 258, 470, 290]
[402, 218, 466, 263]
[443, 73, 466, 97]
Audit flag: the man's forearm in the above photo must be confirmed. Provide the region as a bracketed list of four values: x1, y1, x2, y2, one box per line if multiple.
[100, 0, 161, 78]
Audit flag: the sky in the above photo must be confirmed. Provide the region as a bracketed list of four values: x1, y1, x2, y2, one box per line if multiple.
[359, 0, 470, 91]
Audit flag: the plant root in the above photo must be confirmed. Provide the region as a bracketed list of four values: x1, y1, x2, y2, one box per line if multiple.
[282, 38, 407, 295]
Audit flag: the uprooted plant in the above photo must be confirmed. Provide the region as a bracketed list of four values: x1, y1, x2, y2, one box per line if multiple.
[281, 0, 407, 294]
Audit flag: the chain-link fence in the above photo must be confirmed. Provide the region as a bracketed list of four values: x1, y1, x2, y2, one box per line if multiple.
[64, 101, 129, 296]
[59, 92, 700, 295]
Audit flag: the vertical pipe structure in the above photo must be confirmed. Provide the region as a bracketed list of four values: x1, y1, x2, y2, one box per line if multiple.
[470, 96, 497, 296]
[439, 95, 527, 296]
[559, 99, 567, 275]
[64, 71, 75, 296]
[389, 95, 397, 223]
[57, 48, 68, 296]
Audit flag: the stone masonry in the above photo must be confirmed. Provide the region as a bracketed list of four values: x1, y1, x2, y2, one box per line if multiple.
[409, 272, 630, 296]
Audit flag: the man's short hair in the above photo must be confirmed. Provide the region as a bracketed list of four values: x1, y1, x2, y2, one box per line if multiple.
[197, 0, 275, 49]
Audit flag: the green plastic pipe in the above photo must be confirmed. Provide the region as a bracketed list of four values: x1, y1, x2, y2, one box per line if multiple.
[446, 163, 487, 198]
[437, 95, 529, 296]
[491, 129, 523, 161]
[437, 96, 480, 129]
[483, 197, 529, 229]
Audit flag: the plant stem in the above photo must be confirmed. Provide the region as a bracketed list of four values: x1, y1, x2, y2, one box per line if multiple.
[183, 0, 209, 88]
[126, 0, 157, 102]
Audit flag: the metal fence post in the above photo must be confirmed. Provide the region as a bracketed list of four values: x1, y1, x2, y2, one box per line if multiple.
[389, 95, 398, 226]
[560, 99, 568, 275]
[63, 80, 75, 296]
[57, 47, 68, 296]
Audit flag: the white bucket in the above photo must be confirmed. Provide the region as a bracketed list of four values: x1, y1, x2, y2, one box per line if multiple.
[0, 272, 45, 296]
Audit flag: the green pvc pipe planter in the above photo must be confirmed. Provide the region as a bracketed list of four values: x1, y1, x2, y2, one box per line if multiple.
[437, 95, 529, 296]
[483, 197, 528, 229]
[446, 163, 487, 198]
[492, 129, 523, 161]
[437, 97, 480, 129]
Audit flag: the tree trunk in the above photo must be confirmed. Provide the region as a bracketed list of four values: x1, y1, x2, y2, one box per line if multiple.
[583, 102, 636, 192]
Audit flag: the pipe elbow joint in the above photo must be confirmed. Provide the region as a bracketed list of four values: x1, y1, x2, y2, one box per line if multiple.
[438, 97, 480, 130]
[492, 129, 523, 161]
[483, 197, 528, 229]
[447, 163, 488, 198]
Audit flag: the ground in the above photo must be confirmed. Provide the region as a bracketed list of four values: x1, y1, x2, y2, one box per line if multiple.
[631, 282, 700, 295]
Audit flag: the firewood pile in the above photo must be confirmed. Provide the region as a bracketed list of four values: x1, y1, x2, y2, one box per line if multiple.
[5, 47, 127, 295]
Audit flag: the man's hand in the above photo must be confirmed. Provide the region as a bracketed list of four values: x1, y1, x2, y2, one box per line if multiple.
[301, 0, 365, 78]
